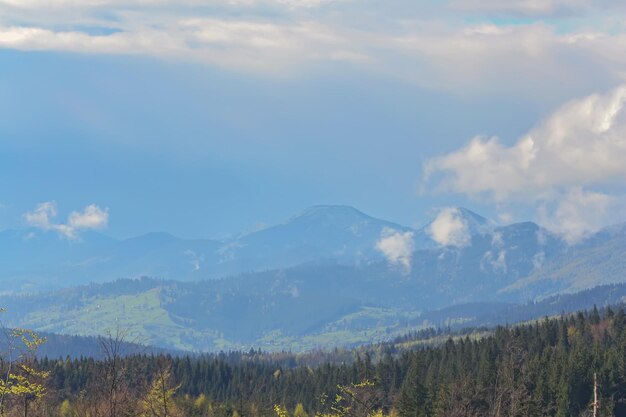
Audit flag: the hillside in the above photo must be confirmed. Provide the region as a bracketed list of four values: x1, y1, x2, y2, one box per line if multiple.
[3, 272, 626, 352]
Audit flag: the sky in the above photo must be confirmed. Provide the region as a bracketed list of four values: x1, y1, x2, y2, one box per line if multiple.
[2, 0, 626, 241]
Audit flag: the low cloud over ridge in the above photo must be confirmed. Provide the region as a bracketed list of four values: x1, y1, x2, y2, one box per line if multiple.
[376, 227, 414, 273]
[428, 207, 471, 248]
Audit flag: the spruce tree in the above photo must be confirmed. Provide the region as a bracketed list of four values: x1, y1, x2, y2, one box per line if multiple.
[397, 358, 427, 417]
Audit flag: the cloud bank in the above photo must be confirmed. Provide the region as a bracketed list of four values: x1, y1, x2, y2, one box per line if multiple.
[24, 202, 109, 239]
[376, 227, 414, 273]
[1, 0, 626, 98]
[425, 85, 626, 242]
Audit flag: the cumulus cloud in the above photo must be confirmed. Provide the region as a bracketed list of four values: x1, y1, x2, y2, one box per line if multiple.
[23, 201, 57, 230]
[425, 85, 626, 242]
[68, 204, 109, 229]
[428, 208, 471, 248]
[376, 227, 414, 273]
[24, 202, 109, 239]
[425, 85, 626, 198]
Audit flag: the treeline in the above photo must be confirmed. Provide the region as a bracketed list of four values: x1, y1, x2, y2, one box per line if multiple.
[3, 306, 626, 416]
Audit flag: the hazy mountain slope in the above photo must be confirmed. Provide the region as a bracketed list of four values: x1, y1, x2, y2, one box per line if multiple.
[0, 229, 121, 290]
[3, 274, 626, 353]
[502, 223, 626, 299]
[408, 220, 564, 304]
[218, 205, 411, 270]
[422, 283, 626, 331]
[0, 267, 417, 351]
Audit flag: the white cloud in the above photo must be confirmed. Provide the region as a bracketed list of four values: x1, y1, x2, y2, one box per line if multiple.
[0, 18, 369, 75]
[425, 85, 626, 199]
[425, 85, 626, 242]
[450, 0, 593, 16]
[0, 0, 337, 10]
[428, 207, 471, 248]
[539, 188, 614, 244]
[1, 0, 626, 98]
[376, 227, 414, 273]
[451, 0, 626, 17]
[24, 202, 109, 239]
[0, 26, 184, 56]
[497, 212, 514, 224]
[23, 201, 57, 229]
[68, 204, 109, 229]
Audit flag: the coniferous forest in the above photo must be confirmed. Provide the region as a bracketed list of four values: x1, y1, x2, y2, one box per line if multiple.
[0, 306, 625, 417]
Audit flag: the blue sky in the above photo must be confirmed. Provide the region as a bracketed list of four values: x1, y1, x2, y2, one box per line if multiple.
[2, 0, 626, 240]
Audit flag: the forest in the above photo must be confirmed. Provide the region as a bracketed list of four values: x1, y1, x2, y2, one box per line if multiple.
[1, 306, 625, 417]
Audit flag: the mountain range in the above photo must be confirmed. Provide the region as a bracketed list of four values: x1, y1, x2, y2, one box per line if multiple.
[0, 205, 409, 291]
[1, 205, 625, 352]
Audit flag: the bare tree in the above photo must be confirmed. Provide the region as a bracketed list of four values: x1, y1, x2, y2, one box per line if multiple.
[97, 326, 139, 417]
[436, 374, 489, 417]
[490, 338, 531, 417]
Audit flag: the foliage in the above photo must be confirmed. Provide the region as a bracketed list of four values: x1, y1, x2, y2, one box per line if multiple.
[0, 327, 49, 416]
[142, 364, 181, 417]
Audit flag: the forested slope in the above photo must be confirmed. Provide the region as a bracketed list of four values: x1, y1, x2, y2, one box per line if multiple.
[12, 306, 625, 417]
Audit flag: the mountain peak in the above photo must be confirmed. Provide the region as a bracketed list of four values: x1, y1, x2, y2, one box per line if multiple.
[424, 207, 489, 229]
[416, 207, 491, 248]
[291, 205, 372, 223]
[453, 207, 489, 226]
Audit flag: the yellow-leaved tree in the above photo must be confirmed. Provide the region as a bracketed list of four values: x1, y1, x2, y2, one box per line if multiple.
[0, 323, 49, 417]
[294, 403, 309, 417]
[142, 362, 181, 417]
[276, 379, 389, 417]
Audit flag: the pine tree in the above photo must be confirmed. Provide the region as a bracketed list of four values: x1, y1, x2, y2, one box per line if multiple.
[397, 358, 427, 417]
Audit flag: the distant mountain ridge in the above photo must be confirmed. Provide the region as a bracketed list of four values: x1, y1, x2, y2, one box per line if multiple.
[0, 205, 412, 290]
[1, 204, 625, 297]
